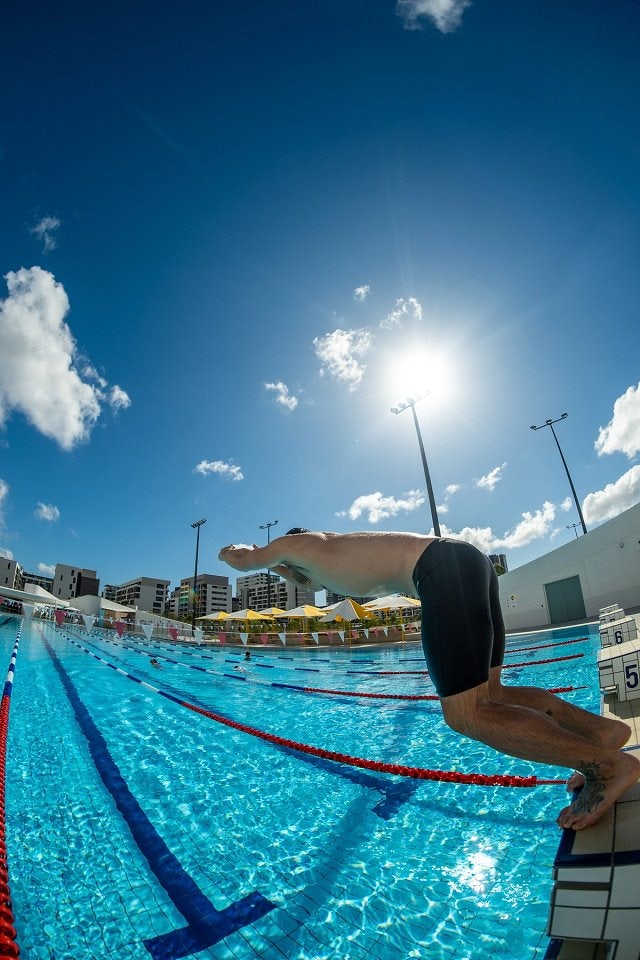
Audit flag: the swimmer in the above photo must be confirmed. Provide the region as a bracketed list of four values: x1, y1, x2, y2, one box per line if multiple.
[219, 529, 640, 831]
[150, 658, 161, 668]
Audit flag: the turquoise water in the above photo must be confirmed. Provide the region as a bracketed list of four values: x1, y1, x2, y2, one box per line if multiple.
[2, 618, 600, 959]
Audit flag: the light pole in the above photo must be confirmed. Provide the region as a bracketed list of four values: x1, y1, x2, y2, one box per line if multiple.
[191, 518, 207, 630]
[566, 523, 581, 539]
[391, 394, 441, 537]
[259, 520, 278, 608]
[530, 413, 587, 535]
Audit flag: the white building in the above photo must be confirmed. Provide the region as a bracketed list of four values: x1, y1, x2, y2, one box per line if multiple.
[1, 558, 24, 591]
[112, 577, 170, 616]
[176, 574, 232, 620]
[498, 502, 640, 630]
[236, 572, 315, 610]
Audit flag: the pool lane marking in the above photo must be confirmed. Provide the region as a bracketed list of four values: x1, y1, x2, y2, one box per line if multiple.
[42, 637, 276, 959]
[63, 634, 566, 788]
[346, 653, 584, 675]
[0, 628, 22, 956]
[71, 631, 586, 704]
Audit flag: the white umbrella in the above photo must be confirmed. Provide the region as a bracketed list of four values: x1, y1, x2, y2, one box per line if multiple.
[364, 594, 421, 611]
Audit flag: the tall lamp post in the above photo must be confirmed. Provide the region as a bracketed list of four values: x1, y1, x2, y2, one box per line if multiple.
[191, 518, 207, 630]
[530, 413, 587, 536]
[391, 394, 441, 537]
[259, 520, 278, 608]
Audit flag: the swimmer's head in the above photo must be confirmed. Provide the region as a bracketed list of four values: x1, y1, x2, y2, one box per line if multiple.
[285, 527, 310, 535]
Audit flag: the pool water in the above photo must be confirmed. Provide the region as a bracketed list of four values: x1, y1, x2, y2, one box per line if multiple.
[2, 618, 600, 959]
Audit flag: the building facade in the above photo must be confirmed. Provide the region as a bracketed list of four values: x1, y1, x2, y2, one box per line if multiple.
[112, 577, 170, 616]
[176, 574, 232, 620]
[235, 572, 315, 610]
[489, 553, 509, 573]
[52, 564, 100, 601]
[1, 559, 24, 591]
[22, 571, 54, 592]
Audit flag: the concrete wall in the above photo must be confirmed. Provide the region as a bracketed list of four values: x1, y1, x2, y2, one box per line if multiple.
[498, 502, 640, 631]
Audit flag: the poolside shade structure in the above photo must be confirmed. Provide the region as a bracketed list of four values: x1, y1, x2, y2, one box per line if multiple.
[277, 604, 326, 618]
[257, 607, 288, 616]
[225, 609, 274, 621]
[319, 598, 375, 622]
[197, 611, 230, 621]
[364, 595, 421, 611]
[0, 584, 70, 608]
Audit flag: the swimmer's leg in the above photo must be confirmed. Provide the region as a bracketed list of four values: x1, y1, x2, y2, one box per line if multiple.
[440, 673, 640, 831]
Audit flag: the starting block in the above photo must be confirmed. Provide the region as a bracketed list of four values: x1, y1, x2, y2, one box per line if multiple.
[598, 636, 640, 701]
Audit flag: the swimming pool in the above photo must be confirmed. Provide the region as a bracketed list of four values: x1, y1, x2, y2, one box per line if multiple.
[2, 618, 600, 959]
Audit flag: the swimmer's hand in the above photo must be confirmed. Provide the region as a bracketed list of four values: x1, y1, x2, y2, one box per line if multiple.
[218, 543, 260, 571]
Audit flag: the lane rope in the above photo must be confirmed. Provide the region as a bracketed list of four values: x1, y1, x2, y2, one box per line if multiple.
[71, 631, 586, 703]
[0, 628, 22, 958]
[62, 630, 567, 789]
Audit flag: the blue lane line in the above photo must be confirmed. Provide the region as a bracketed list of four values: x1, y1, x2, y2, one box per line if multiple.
[44, 638, 276, 959]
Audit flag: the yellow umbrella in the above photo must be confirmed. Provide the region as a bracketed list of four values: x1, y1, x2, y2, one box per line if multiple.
[277, 604, 325, 618]
[226, 608, 273, 620]
[319, 598, 375, 622]
[197, 611, 230, 621]
[257, 606, 287, 616]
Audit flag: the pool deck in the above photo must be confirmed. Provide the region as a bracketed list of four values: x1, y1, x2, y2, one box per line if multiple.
[545, 609, 640, 960]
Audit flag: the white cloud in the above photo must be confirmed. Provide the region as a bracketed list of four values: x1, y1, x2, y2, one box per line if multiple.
[336, 489, 425, 523]
[193, 459, 244, 482]
[0, 267, 131, 450]
[476, 463, 507, 492]
[559, 497, 572, 512]
[35, 502, 60, 522]
[353, 284, 371, 302]
[380, 297, 423, 330]
[0, 478, 8, 535]
[396, 0, 471, 33]
[313, 328, 372, 391]
[83, 365, 108, 388]
[583, 465, 640, 525]
[108, 384, 132, 411]
[0, 548, 13, 560]
[30, 215, 61, 253]
[264, 381, 298, 411]
[38, 562, 56, 576]
[445, 483, 460, 496]
[492, 500, 558, 550]
[595, 383, 640, 459]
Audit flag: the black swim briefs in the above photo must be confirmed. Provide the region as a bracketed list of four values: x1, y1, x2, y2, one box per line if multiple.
[412, 538, 505, 698]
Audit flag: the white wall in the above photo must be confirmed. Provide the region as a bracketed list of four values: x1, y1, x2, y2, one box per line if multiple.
[498, 502, 640, 631]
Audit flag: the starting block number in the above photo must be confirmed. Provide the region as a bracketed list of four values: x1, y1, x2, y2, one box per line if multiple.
[626, 663, 639, 690]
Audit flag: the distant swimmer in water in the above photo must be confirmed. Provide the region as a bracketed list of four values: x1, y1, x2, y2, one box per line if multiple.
[150, 658, 161, 668]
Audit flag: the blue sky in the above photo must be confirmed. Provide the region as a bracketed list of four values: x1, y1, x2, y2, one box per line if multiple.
[1, 0, 639, 592]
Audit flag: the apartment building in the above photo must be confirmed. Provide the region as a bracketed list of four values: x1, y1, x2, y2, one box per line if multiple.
[1, 558, 24, 591]
[22, 572, 54, 592]
[236, 572, 315, 611]
[489, 553, 509, 573]
[52, 564, 100, 601]
[175, 574, 232, 620]
[112, 577, 170, 615]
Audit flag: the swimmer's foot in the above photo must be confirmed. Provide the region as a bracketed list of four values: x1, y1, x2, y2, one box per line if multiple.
[557, 753, 640, 831]
[566, 720, 632, 792]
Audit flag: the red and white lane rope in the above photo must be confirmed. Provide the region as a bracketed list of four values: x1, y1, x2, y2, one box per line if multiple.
[0, 629, 21, 958]
[65, 632, 567, 789]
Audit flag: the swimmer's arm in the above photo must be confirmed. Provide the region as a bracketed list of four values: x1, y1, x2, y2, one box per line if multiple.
[218, 533, 326, 574]
[271, 563, 312, 586]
